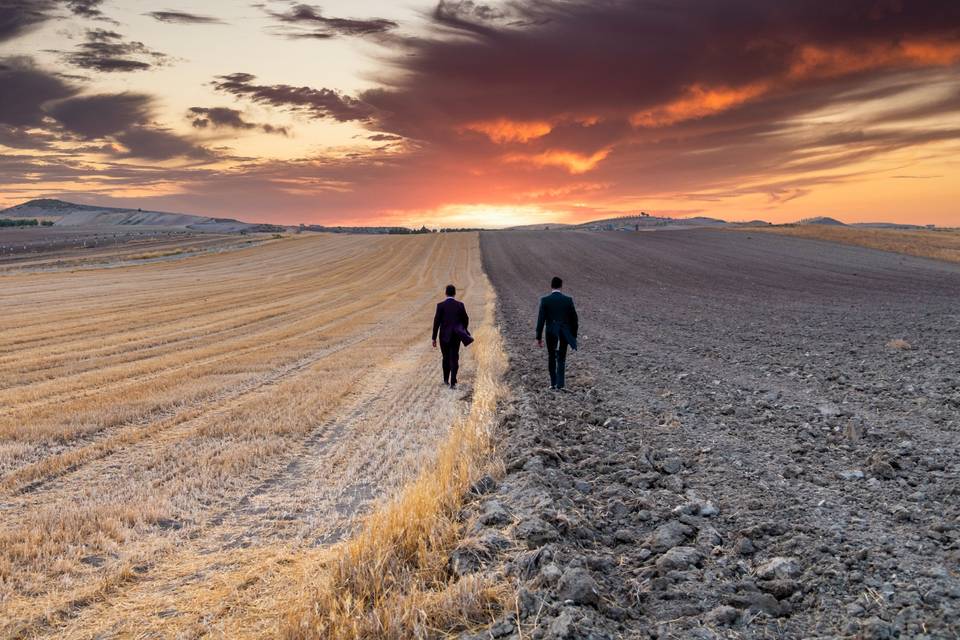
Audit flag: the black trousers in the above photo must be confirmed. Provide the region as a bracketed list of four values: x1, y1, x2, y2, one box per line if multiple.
[440, 338, 461, 385]
[546, 333, 569, 388]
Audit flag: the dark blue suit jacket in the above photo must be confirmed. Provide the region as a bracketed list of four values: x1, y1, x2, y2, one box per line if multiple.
[536, 291, 579, 350]
[432, 298, 472, 345]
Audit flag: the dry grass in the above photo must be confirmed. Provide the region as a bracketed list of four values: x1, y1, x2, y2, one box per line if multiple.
[0, 232, 506, 638]
[125, 247, 186, 260]
[747, 225, 960, 263]
[282, 285, 510, 640]
[0, 232, 265, 273]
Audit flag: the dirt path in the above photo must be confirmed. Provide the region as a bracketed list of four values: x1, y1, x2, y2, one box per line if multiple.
[473, 229, 960, 639]
[0, 232, 490, 638]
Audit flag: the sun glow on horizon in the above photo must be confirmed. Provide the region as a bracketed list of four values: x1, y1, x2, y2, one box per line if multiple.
[420, 204, 569, 229]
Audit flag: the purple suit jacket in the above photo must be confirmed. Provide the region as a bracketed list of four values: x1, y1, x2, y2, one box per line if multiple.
[432, 298, 472, 345]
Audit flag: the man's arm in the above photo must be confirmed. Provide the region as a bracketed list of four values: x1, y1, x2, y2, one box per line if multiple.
[432, 304, 441, 342]
[568, 298, 579, 337]
[535, 297, 545, 341]
[461, 302, 469, 331]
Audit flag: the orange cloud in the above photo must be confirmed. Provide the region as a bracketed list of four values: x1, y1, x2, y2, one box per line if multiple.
[631, 83, 769, 127]
[462, 118, 553, 143]
[631, 38, 960, 129]
[900, 40, 960, 66]
[504, 148, 610, 174]
[790, 38, 960, 80]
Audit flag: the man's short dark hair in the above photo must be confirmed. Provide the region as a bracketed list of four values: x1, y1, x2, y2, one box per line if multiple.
[445, 284, 456, 296]
[551, 276, 563, 289]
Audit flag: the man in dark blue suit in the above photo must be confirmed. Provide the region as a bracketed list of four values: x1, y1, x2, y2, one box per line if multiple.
[432, 284, 472, 388]
[536, 276, 578, 390]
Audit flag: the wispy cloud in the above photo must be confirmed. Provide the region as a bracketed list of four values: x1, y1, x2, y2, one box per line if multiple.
[188, 107, 288, 135]
[65, 0, 106, 18]
[52, 28, 168, 72]
[212, 73, 374, 122]
[145, 10, 225, 25]
[263, 3, 396, 39]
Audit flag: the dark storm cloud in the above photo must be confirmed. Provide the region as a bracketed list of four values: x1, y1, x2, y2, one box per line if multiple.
[0, 82, 213, 161]
[188, 107, 289, 135]
[0, 57, 77, 126]
[367, 0, 960, 132]
[114, 126, 213, 160]
[0, 0, 115, 45]
[0, 124, 58, 149]
[46, 92, 153, 138]
[264, 3, 397, 39]
[53, 28, 168, 73]
[322, 0, 960, 208]
[0, 0, 54, 42]
[146, 10, 225, 25]
[212, 73, 374, 122]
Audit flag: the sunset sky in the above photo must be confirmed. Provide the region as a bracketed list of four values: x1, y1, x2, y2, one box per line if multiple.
[1, 0, 959, 227]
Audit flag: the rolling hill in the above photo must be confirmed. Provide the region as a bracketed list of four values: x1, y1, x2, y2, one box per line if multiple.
[1, 199, 270, 233]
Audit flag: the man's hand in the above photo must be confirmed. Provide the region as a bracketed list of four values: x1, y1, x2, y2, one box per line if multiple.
[432, 339, 437, 348]
[537, 339, 543, 348]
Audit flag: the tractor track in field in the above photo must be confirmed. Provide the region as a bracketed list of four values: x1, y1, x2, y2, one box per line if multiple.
[0, 321, 391, 500]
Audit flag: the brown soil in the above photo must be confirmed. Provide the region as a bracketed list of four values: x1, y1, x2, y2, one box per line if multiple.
[469, 229, 960, 639]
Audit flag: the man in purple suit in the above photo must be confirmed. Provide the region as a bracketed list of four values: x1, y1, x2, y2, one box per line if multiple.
[432, 284, 472, 389]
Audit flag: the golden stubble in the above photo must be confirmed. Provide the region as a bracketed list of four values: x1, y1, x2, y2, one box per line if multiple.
[0, 232, 509, 639]
[746, 225, 960, 264]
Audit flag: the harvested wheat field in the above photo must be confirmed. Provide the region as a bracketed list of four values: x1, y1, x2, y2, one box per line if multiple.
[0, 232, 507, 638]
[747, 225, 960, 264]
[0, 227, 268, 273]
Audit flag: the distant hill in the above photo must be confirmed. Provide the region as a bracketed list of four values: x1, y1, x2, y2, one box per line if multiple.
[505, 222, 574, 230]
[852, 222, 931, 230]
[734, 220, 774, 227]
[797, 216, 846, 226]
[572, 214, 730, 230]
[506, 212, 941, 232]
[506, 213, 769, 231]
[0, 199, 277, 233]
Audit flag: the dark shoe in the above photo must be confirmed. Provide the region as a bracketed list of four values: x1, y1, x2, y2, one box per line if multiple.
[450, 383, 457, 390]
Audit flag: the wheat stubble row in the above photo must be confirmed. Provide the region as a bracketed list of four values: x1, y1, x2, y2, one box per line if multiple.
[0, 232, 487, 638]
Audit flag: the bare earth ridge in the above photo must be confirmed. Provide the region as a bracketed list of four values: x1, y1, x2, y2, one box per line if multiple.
[471, 229, 960, 639]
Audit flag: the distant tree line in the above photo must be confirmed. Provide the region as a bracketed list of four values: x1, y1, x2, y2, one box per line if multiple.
[0, 218, 54, 227]
[298, 224, 435, 235]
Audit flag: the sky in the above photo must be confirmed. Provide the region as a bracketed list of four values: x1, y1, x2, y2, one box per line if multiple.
[1, 0, 959, 227]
